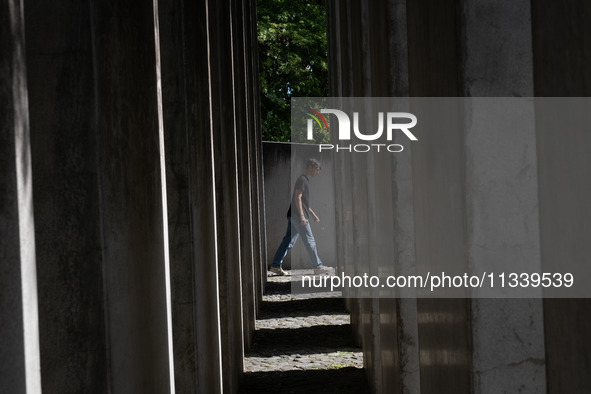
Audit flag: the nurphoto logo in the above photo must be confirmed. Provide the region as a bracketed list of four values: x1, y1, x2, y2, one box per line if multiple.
[306, 108, 418, 153]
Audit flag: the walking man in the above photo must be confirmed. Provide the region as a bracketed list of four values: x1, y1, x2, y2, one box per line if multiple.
[270, 158, 330, 276]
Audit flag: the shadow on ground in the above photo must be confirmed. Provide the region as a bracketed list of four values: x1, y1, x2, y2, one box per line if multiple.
[239, 367, 370, 394]
[259, 297, 348, 319]
[240, 276, 370, 394]
[249, 324, 358, 356]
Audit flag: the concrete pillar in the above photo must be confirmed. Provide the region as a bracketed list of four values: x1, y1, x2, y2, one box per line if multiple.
[157, 0, 224, 392]
[352, 2, 385, 391]
[382, 3, 422, 393]
[339, 0, 368, 357]
[25, 0, 180, 391]
[23, 1, 109, 391]
[364, 1, 421, 393]
[0, 1, 42, 392]
[208, 0, 245, 391]
[531, 1, 591, 392]
[241, 0, 264, 316]
[326, 0, 363, 364]
[89, 0, 173, 392]
[246, 0, 267, 307]
[459, 1, 546, 393]
[406, 2, 473, 394]
[326, 3, 354, 328]
[231, 0, 256, 351]
[327, 2, 422, 393]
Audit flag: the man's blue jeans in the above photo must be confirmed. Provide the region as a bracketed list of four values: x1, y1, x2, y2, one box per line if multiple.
[271, 217, 323, 269]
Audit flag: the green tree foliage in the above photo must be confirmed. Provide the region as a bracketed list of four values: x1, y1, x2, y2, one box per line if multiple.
[257, 0, 329, 142]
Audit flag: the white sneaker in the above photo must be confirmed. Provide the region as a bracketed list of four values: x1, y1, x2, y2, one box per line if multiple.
[270, 267, 290, 276]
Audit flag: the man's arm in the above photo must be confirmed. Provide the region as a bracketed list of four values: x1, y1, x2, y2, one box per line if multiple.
[308, 208, 320, 223]
[294, 189, 307, 225]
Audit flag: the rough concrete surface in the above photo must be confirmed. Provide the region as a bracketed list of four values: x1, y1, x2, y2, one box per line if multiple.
[241, 273, 369, 394]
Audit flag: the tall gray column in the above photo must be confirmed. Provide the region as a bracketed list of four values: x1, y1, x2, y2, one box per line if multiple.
[406, 1, 473, 393]
[90, 1, 173, 392]
[365, 1, 421, 393]
[326, 0, 363, 353]
[327, 2, 415, 393]
[232, 0, 257, 351]
[531, 1, 591, 392]
[208, 0, 245, 392]
[247, 0, 267, 307]
[25, 0, 175, 391]
[459, 1, 546, 393]
[0, 1, 42, 392]
[157, 0, 224, 392]
[24, 1, 109, 391]
[243, 0, 267, 335]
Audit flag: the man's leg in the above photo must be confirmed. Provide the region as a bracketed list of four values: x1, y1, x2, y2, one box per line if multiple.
[271, 217, 299, 269]
[293, 220, 324, 269]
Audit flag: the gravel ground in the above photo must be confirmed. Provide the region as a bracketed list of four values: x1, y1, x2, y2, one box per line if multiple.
[240, 271, 369, 394]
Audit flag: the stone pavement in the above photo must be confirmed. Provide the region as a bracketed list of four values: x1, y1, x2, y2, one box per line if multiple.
[239, 271, 370, 394]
